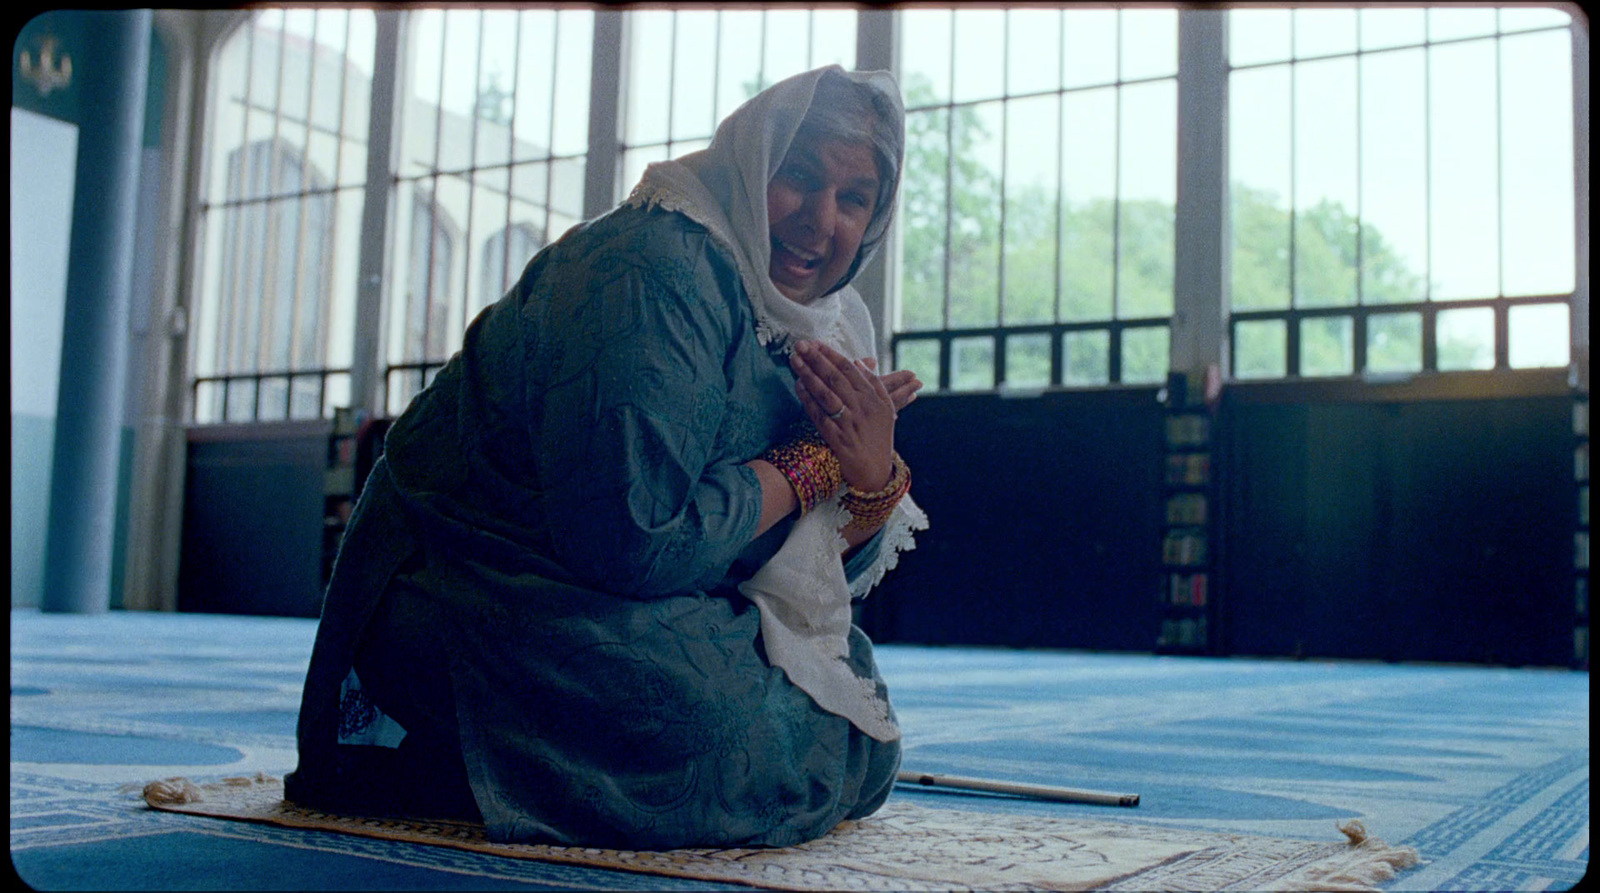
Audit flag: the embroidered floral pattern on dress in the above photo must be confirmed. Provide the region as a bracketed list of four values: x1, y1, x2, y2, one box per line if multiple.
[337, 686, 379, 740]
[336, 668, 408, 749]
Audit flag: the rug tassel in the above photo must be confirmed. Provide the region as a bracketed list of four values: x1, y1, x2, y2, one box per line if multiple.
[1336, 819, 1368, 845]
[143, 777, 203, 805]
[1278, 820, 1423, 892]
[221, 772, 278, 787]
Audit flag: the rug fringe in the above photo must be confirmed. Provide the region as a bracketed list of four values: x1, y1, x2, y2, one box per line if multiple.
[144, 777, 203, 805]
[143, 772, 278, 807]
[1335, 819, 1368, 845]
[1271, 821, 1423, 892]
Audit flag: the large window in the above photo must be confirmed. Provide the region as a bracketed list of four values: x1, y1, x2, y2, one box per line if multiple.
[187, 7, 1586, 424]
[616, 8, 857, 198]
[385, 8, 592, 413]
[1228, 6, 1576, 379]
[193, 9, 373, 422]
[894, 7, 1178, 391]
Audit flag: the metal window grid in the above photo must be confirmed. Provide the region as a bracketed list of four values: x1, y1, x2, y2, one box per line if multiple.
[614, 8, 852, 202]
[187, 8, 1585, 422]
[1225, 9, 1577, 380]
[194, 10, 370, 423]
[386, 8, 587, 405]
[894, 8, 1178, 391]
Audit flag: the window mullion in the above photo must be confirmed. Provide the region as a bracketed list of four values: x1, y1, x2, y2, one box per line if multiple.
[941, 14, 956, 381]
[582, 9, 623, 221]
[319, 9, 355, 373]
[285, 12, 319, 383]
[502, 13, 523, 291]
[854, 7, 896, 362]
[996, 12, 1010, 339]
[1572, 15, 1591, 386]
[1172, 9, 1230, 383]
[542, 12, 559, 256]
[457, 10, 486, 337]
[256, 21, 290, 389]
[1111, 13, 1124, 329]
[348, 10, 401, 416]
[422, 16, 450, 362]
[222, 25, 258, 385]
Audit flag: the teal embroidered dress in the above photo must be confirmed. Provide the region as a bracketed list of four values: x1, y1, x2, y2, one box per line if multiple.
[286, 204, 900, 849]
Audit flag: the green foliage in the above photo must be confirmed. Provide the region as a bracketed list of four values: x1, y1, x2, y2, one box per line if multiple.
[893, 74, 1439, 383]
[1228, 182, 1438, 374]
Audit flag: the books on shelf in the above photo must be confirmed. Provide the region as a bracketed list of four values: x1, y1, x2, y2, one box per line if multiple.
[332, 405, 360, 436]
[1159, 392, 1217, 654]
[1158, 615, 1208, 650]
[1162, 530, 1208, 566]
[332, 434, 357, 465]
[1165, 414, 1210, 449]
[1167, 572, 1208, 607]
[1165, 453, 1210, 487]
[1166, 493, 1208, 526]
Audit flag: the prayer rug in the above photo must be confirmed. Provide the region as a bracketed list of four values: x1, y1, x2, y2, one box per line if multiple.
[142, 774, 1420, 892]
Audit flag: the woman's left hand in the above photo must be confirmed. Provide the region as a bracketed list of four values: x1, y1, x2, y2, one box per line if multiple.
[789, 340, 898, 492]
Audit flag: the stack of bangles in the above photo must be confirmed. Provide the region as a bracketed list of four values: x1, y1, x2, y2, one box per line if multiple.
[762, 424, 912, 532]
[762, 424, 842, 515]
[839, 452, 911, 533]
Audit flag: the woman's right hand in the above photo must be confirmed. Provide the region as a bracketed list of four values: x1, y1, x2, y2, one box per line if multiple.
[860, 356, 922, 413]
[789, 340, 901, 492]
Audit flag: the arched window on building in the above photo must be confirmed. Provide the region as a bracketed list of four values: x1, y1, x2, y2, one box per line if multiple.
[192, 8, 374, 423]
[207, 139, 334, 421]
[387, 189, 457, 415]
[383, 8, 594, 413]
[480, 222, 546, 308]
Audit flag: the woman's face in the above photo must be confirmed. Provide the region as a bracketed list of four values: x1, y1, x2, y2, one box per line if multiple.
[766, 135, 880, 304]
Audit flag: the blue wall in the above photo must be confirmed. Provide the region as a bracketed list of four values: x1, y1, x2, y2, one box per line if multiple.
[10, 107, 77, 609]
[10, 13, 164, 609]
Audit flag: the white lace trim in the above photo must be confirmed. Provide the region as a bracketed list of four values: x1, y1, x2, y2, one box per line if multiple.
[739, 495, 901, 742]
[850, 494, 929, 601]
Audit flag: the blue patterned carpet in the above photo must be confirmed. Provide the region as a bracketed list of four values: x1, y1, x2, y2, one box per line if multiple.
[9, 609, 1589, 891]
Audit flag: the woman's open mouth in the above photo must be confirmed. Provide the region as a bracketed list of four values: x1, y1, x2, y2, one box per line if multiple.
[771, 238, 824, 281]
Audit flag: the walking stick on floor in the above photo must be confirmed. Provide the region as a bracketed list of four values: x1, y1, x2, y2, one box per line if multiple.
[897, 771, 1141, 807]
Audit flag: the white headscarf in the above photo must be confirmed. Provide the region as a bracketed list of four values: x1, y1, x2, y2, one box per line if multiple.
[626, 66, 926, 742]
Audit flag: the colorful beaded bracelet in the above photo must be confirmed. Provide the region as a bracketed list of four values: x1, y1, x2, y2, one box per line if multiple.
[841, 452, 911, 533]
[761, 424, 843, 515]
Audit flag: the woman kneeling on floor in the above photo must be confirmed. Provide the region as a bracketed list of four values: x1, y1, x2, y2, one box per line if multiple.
[285, 64, 928, 850]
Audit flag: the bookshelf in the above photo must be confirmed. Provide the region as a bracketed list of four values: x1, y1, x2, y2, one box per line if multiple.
[1156, 372, 1219, 655]
[321, 407, 362, 591]
[1576, 391, 1589, 670]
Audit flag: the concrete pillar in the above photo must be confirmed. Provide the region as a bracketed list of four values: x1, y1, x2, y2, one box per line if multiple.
[1171, 9, 1230, 384]
[41, 9, 152, 613]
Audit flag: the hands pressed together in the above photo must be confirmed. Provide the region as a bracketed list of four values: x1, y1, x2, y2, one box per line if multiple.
[788, 340, 921, 493]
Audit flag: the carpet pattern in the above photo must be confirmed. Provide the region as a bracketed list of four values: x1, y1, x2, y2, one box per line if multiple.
[9, 609, 1590, 891]
[140, 774, 1419, 891]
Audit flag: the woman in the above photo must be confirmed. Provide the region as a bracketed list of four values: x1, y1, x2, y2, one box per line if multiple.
[285, 65, 927, 850]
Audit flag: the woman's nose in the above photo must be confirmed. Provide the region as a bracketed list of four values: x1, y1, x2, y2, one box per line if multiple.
[798, 190, 837, 237]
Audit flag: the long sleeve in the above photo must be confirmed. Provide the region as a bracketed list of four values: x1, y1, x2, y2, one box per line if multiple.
[529, 239, 766, 599]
